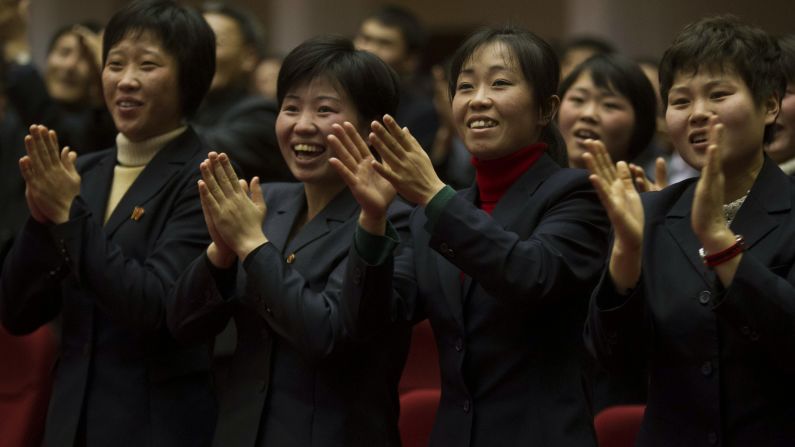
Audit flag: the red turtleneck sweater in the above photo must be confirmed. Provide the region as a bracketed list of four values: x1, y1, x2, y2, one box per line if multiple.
[471, 143, 547, 214]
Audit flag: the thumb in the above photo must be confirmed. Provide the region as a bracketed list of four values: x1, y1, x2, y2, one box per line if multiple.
[250, 177, 266, 211]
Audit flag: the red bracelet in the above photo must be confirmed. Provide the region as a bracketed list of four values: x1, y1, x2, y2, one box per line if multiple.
[699, 235, 745, 267]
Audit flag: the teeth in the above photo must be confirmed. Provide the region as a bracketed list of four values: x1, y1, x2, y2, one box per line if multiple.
[469, 119, 498, 129]
[119, 101, 139, 107]
[293, 144, 323, 153]
[691, 135, 707, 144]
[574, 129, 599, 140]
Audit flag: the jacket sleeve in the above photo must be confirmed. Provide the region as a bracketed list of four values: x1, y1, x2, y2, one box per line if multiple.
[713, 252, 795, 371]
[46, 170, 209, 335]
[0, 218, 68, 334]
[584, 266, 651, 374]
[240, 201, 412, 363]
[166, 253, 236, 345]
[426, 174, 610, 308]
[341, 204, 422, 341]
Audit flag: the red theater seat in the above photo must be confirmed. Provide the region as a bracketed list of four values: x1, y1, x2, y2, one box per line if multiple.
[399, 320, 440, 392]
[0, 325, 58, 447]
[399, 388, 441, 447]
[594, 405, 646, 447]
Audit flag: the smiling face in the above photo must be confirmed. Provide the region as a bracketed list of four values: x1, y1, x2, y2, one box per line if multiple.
[665, 68, 778, 175]
[451, 41, 546, 160]
[102, 31, 183, 142]
[46, 32, 96, 104]
[559, 70, 636, 167]
[276, 76, 362, 186]
[767, 83, 795, 164]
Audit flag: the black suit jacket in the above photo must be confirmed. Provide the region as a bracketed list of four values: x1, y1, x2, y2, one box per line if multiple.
[586, 157, 795, 446]
[0, 128, 215, 447]
[168, 184, 412, 447]
[192, 87, 294, 182]
[346, 154, 609, 446]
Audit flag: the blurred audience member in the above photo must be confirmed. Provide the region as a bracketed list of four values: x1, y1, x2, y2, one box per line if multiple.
[559, 35, 615, 80]
[354, 4, 439, 150]
[428, 62, 473, 189]
[253, 55, 281, 102]
[766, 35, 795, 174]
[1, 0, 116, 153]
[195, 2, 292, 181]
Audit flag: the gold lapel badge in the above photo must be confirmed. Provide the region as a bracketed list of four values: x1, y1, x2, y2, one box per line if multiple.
[131, 206, 145, 221]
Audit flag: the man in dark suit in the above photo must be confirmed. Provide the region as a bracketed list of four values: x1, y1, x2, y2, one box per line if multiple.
[193, 3, 292, 183]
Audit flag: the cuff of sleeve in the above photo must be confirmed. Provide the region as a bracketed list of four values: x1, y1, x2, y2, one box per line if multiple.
[205, 253, 237, 301]
[242, 242, 268, 270]
[355, 222, 399, 266]
[423, 185, 456, 231]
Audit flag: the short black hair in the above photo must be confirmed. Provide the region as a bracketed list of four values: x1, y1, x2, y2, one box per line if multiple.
[778, 34, 795, 86]
[365, 5, 426, 54]
[201, 2, 267, 58]
[449, 26, 567, 166]
[560, 53, 657, 161]
[103, 0, 216, 118]
[277, 35, 400, 125]
[659, 15, 785, 143]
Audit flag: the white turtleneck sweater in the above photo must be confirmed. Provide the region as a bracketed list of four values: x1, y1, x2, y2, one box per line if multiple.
[104, 126, 187, 223]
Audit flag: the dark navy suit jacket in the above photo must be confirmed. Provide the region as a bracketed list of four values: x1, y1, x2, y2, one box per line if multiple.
[345, 154, 610, 447]
[0, 128, 216, 447]
[168, 184, 412, 447]
[586, 157, 795, 446]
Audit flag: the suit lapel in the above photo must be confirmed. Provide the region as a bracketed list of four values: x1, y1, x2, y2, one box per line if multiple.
[460, 154, 560, 298]
[80, 151, 116, 223]
[665, 183, 713, 285]
[264, 185, 305, 255]
[103, 129, 201, 236]
[730, 158, 789, 260]
[285, 188, 358, 255]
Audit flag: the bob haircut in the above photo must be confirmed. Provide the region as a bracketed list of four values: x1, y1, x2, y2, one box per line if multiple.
[102, 0, 216, 118]
[659, 15, 785, 144]
[559, 53, 657, 161]
[448, 26, 567, 166]
[276, 35, 400, 125]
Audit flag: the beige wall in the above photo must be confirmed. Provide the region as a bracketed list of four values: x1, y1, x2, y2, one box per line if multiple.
[27, 0, 794, 68]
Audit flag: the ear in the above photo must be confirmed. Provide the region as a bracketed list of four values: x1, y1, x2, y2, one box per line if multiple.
[763, 92, 781, 125]
[538, 95, 560, 126]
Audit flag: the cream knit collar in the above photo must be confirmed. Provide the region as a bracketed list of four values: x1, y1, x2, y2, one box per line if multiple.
[115, 126, 187, 167]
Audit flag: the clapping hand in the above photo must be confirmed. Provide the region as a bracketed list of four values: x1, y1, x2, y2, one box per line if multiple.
[18, 124, 81, 224]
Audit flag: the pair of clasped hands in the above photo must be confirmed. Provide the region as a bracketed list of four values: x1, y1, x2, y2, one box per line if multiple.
[18, 125, 81, 225]
[199, 115, 445, 268]
[582, 116, 741, 291]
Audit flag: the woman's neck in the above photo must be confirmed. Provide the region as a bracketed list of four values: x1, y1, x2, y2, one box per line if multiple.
[723, 149, 764, 203]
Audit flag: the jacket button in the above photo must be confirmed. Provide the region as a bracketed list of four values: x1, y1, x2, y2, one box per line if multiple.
[701, 361, 713, 376]
[708, 431, 718, 445]
[698, 290, 711, 305]
[286, 253, 296, 264]
[455, 337, 464, 352]
[439, 242, 454, 258]
[749, 331, 760, 342]
[741, 326, 751, 336]
[463, 399, 471, 413]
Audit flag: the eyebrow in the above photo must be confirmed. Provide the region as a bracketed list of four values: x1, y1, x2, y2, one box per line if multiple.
[283, 94, 342, 102]
[460, 64, 513, 75]
[669, 79, 734, 93]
